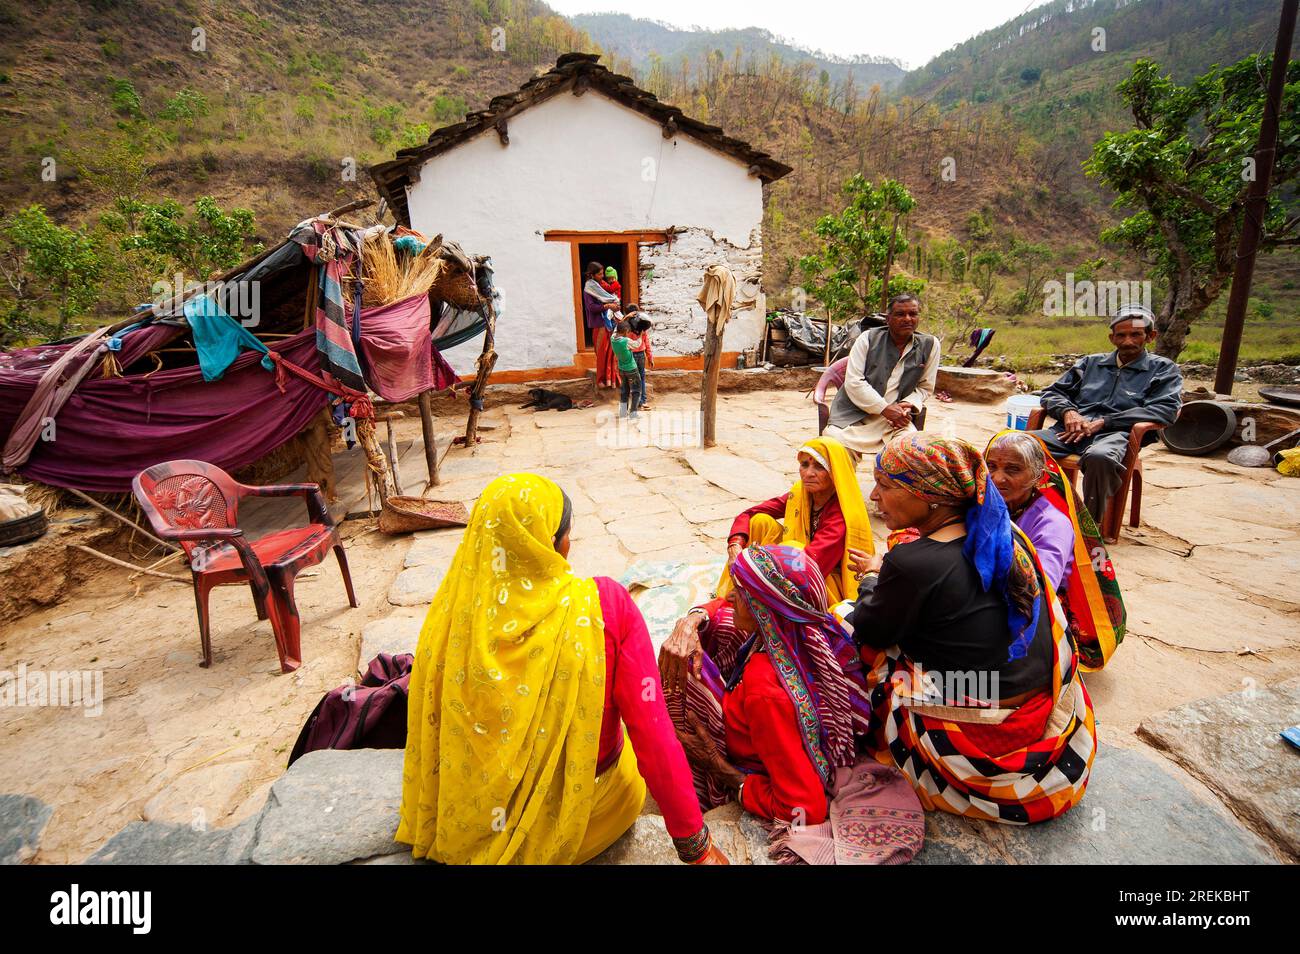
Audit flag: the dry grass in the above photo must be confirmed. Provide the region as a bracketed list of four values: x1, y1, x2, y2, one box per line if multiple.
[356, 233, 445, 307]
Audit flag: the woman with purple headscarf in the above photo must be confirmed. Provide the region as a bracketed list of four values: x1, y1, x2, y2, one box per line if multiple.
[660, 545, 873, 825]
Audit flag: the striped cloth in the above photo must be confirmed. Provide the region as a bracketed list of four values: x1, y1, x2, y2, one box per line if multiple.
[293, 221, 366, 393]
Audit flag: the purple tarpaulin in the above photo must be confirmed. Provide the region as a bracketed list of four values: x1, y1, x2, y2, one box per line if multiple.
[0, 290, 464, 494]
[0, 330, 329, 494]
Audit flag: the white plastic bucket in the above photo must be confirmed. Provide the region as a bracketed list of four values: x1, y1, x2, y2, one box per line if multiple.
[1005, 394, 1041, 431]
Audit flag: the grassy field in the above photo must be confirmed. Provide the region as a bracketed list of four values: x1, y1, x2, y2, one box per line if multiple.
[971, 317, 1300, 369]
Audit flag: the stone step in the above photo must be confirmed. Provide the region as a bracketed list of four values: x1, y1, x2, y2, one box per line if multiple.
[76, 740, 1277, 865]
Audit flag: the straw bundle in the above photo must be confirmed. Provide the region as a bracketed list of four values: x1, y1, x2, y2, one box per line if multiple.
[356, 233, 446, 308]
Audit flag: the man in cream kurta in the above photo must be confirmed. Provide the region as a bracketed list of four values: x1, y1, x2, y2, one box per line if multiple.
[823, 294, 940, 459]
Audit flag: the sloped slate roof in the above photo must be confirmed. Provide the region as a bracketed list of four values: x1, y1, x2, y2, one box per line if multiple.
[369, 52, 793, 226]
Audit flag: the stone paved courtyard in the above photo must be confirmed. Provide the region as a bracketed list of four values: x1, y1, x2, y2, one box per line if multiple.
[3, 387, 1298, 863]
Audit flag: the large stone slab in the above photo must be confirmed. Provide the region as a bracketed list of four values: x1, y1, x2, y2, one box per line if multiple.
[403, 529, 464, 568]
[587, 803, 774, 865]
[85, 817, 256, 865]
[603, 516, 700, 554]
[916, 744, 1276, 864]
[1121, 579, 1293, 652]
[0, 794, 53, 864]
[936, 366, 1016, 403]
[249, 748, 406, 865]
[1138, 679, 1300, 860]
[142, 760, 258, 826]
[387, 564, 446, 606]
[683, 449, 790, 501]
[358, 614, 424, 672]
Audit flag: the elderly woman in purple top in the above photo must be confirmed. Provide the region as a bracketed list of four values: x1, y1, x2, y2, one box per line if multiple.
[985, 432, 1075, 592]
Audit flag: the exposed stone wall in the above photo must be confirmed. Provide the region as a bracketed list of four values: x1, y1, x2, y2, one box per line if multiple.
[637, 226, 766, 358]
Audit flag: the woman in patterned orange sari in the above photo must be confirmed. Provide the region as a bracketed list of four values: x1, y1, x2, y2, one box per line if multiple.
[848, 434, 1096, 824]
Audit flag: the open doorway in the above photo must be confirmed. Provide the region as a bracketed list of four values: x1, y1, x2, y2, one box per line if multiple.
[546, 230, 667, 359]
[575, 242, 630, 349]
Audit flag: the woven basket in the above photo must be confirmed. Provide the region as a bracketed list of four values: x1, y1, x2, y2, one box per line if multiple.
[0, 508, 48, 547]
[378, 496, 470, 535]
[429, 268, 482, 309]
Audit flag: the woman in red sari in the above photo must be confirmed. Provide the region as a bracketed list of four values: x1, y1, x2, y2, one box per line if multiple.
[583, 261, 620, 389]
[660, 544, 870, 825]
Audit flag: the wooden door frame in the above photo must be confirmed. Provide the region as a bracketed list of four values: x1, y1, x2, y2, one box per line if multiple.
[545, 229, 669, 355]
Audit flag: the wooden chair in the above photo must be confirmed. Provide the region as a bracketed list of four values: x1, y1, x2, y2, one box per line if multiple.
[814, 356, 927, 434]
[133, 460, 358, 673]
[1024, 408, 1165, 543]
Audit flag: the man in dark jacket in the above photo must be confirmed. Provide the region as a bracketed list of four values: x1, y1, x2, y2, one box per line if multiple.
[1030, 304, 1183, 521]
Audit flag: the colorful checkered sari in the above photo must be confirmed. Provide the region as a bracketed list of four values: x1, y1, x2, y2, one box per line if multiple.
[863, 530, 1097, 824]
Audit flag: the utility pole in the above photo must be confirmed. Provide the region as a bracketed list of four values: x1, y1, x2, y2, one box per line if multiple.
[1214, 0, 1297, 395]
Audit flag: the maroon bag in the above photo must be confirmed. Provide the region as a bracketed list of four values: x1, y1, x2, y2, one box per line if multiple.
[287, 653, 413, 767]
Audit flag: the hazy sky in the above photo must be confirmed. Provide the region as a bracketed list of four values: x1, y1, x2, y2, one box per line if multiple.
[547, 0, 1053, 70]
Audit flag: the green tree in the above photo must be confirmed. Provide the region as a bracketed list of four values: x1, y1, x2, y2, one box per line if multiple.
[970, 248, 1004, 304]
[0, 206, 105, 345]
[1085, 55, 1300, 359]
[111, 196, 263, 287]
[798, 175, 922, 324]
[1006, 238, 1052, 314]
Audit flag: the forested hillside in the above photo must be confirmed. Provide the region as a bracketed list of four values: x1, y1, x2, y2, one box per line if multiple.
[570, 13, 905, 91]
[0, 0, 1294, 364]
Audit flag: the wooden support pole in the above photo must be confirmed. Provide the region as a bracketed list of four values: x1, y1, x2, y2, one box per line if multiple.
[700, 314, 724, 448]
[418, 390, 440, 488]
[464, 297, 498, 446]
[1214, 0, 1297, 395]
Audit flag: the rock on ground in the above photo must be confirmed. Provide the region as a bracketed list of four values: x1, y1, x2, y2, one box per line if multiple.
[387, 564, 445, 606]
[85, 817, 256, 865]
[141, 759, 258, 826]
[248, 748, 407, 865]
[357, 614, 424, 673]
[1138, 678, 1300, 860]
[916, 744, 1277, 864]
[0, 793, 53, 864]
[936, 366, 1016, 403]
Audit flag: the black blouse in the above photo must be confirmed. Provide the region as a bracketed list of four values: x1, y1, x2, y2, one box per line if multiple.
[849, 537, 1054, 703]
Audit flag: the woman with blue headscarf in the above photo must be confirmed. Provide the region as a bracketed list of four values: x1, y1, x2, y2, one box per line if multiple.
[848, 434, 1097, 825]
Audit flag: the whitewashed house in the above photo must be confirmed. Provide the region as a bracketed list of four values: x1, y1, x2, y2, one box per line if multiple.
[370, 53, 791, 379]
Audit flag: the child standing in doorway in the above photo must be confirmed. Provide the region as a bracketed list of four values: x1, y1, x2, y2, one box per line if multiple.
[624, 305, 654, 411]
[611, 320, 641, 419]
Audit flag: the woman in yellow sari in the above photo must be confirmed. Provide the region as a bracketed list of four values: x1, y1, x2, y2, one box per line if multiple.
[717, 435, 873, 604]
[397, 473, 725, 864]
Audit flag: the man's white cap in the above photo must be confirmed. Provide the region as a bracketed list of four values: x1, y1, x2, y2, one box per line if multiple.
[1109, 303, 1155, 329]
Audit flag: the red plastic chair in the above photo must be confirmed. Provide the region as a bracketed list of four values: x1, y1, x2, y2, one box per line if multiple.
[1025, 408, 1165, 544]
[132, 460, 358, 673]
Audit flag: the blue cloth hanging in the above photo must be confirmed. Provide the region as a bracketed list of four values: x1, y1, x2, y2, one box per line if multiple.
[184, 294, 275, 382]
